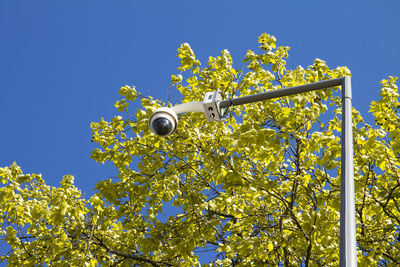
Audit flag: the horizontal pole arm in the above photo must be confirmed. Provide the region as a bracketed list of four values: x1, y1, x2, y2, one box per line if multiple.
[219, 77, 344, 108]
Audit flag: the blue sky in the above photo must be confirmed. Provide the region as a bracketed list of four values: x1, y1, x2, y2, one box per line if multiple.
[1, 0, 399, 198]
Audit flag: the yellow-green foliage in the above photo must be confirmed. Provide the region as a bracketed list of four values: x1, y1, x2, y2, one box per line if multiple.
[1, 34, 399, 266]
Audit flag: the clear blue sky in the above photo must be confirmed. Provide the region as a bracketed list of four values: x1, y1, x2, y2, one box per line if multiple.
[1, 0, 399, 198]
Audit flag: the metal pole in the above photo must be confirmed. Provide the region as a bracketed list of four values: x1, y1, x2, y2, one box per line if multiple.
[217, 77, 356, 266]
[340, 76, 357, 266]
[219, 78, 344, 108]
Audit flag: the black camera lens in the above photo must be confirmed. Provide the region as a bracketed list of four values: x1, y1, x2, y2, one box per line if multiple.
[152, 117, 173, 136]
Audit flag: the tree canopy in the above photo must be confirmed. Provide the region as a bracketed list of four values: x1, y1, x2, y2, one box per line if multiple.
[1, 33, 400, 266]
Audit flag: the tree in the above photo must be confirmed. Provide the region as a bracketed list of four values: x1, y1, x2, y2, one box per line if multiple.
[1, 33, 400, 266]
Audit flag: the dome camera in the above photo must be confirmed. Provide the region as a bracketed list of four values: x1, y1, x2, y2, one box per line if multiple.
[149, 94, 223, 137]
[149, 107, 178, 137]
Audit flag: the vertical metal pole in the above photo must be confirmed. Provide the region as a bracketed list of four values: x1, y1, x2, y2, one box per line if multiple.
[340, 76, 357, 266]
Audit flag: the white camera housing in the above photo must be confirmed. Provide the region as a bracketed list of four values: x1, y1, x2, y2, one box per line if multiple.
[149, 107, 178, 137]
[149, 92, 224, 137]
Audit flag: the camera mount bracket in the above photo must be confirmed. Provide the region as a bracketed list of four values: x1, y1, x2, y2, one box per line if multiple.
[203, 91, 224, 122]
[170, 91, 225, 123]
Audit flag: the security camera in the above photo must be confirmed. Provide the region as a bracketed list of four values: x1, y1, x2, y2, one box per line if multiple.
[149, 107, 178, 137]
[149, 92, 225, 137]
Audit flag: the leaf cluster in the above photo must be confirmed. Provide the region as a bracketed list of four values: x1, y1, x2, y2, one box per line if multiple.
[1, 34, 400, 266]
